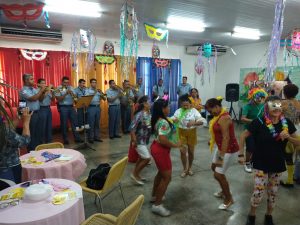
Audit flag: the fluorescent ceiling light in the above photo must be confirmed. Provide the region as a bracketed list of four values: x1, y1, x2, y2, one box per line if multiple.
[44, 0, 101, 18]
[167, 16, 205, 32]
[231, 26, 260, 40]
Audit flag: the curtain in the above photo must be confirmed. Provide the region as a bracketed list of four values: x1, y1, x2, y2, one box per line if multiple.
[71, 54, 136, 132]
[0, 47, 71, 106]
[136, 57, 182, 114]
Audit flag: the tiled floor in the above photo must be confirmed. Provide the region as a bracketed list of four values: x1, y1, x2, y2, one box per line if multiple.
[57, 124, 300, 225]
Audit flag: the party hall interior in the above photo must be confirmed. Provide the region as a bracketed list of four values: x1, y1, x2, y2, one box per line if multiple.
[1, 0, 300, 225]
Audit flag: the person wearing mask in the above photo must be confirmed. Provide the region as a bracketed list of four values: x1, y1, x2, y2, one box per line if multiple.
[37, 78, 55, 143]
[120, 80, 135, 134]
[172, 94, 206, 177]
[19, 74, 45, 151]
[86, 78, 106, 143]
[241, 88, 267, 173]
[239, 96, 300, 225]
[280, 84, 300, 188]
[74, 79, 87, 129]
[150, 99, 181, 217]
[106, 80, 122, 139]
[152, 79, 167, 101]
[205, 97, 239, 210]
[54, 76, 83, 145]
[177, 76, 192, 106]
[0, 108, 31, 183]
[129, 96, 151, 185]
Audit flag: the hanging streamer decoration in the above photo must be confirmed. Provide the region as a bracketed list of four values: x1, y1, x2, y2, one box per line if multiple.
[20, 49, 47, 61]
[120, 0, 138, 80]
[0, 3, 50, 28]
[265, 0, 286, 82]
[195, 47, 205, 86]
[144, 23, 168, 46]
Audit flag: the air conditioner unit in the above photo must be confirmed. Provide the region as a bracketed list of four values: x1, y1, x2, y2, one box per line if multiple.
[186, 44, 228, 56]
[0, 27, 63, 43]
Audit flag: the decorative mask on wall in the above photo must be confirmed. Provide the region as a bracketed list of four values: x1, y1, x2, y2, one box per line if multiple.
[152, 44, 160, 58]
[80, 29, 89, 48]
[103, 41, 114, 55]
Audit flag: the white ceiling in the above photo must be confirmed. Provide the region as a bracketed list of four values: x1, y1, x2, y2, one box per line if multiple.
[1, 0, 300, 46]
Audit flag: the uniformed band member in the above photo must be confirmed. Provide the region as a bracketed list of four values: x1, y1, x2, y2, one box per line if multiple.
[120, 80, 134, 134]
[19, 74, 45, 151]
[37, 78, 55, 143]
[74, 79, 86, 128]
[106, 80, 122, 139]
[54, 76, 83, 145]
[135, 77, 145, 99]
[86, 78, 106, 143]
[152, 79, 167, 101]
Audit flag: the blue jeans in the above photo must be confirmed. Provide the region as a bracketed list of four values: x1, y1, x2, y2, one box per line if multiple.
[87, 106, 101, 140]
[28, 111, 41, 151]
[121, 105, 132, 133]
[39, 106, 52, 143]
[0, 164, 22, 184]
[59, 106, 80, 141]
[108, 105, 121, 137]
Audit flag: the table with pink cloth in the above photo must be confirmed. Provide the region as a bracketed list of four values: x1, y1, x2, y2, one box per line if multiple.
[20, 148, 87, 182]
[0, 178, 85, 225]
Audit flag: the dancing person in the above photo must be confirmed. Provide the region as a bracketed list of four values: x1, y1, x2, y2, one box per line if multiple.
[54, 76, 82, 145]
[106, 80, 122, 139]
[172, 94, 206, 177]
[86, 78, 106, 143]
[19, 74, 45, 151]
[239, 95, 300, 225]
[205, 97, 239, 210]
[150, 99, 181, 217]
[37, 79, 55, 143]
[241, 88, 267, 173]
[0, 108, 31, 183]
[189, 88, 203, 112]
[129, 96, 151, 185]
[280, 84, 300, 188]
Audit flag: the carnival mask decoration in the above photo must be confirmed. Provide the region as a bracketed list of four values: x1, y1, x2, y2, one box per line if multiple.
[80, 29, 89, 48]
[203, 43, 212, 58]
[268, 101, 282, 111]
[152, 44, 160, 58]
[292, 30, 300, 51]
[103, 41, 114, 55]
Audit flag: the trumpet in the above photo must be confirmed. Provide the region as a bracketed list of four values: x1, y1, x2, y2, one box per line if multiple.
[114, 85, 126, 96]
[97, 89, 107, 99]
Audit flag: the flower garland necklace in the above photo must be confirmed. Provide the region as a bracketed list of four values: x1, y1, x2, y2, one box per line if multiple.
[208, 107, 226, 152]
[264, 114, 288, 139]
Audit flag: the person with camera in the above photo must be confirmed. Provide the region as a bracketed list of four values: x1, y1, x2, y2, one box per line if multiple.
[0, 107, 32, 183]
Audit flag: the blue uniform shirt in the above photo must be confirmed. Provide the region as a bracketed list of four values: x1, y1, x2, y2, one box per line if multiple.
[74, 87, 86, 98]
[38, 89, 52, 106]
[19, 86, 40, 111]
[177, 83, 192, 97]
[54, 85, 75, 105]
[136, 84, 145, 98]
[152, 85, 167, 98]
[106, 88, 120, 105]
[86, 88, 101, 105]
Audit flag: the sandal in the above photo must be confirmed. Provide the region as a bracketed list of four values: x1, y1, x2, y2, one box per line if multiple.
[180, 171, 187, 178]
[188, 170, 194, 176]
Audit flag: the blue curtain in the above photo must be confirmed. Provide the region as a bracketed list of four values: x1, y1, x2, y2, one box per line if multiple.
[136, 57, 182, 114]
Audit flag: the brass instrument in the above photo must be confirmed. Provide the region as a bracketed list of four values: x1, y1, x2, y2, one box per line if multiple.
[67, 86, 78, 103]
[97, 89, 107, 100]
[114, 85, 126, 96]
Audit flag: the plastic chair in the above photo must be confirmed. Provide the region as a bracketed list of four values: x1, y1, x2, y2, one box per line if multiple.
[0, 179, 16, 191]
[79, 156, 128, 213]
[81, 195, 144, 225]
[35, 142, 64, 151]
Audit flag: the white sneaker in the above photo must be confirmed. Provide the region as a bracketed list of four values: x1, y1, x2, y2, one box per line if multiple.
[244, 163, 252, 173]
[151, 204, 171, 217]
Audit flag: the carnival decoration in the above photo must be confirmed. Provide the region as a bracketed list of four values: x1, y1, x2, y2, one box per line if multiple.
[20, 49, 47, 61]
[95, 55, 115, 64]
[154, 58, 170, 68]
[265, 0, 286, 82]
[70, 29, 97, 72]
[247, 87, 268, 100]
[0, 3, 50, 28]
[144, 23, 168, 46]
[152, 44, 160, 58]
[120, 0, 138, 79]
[275, 70, 285, 81]
[292, 29, 300, 51]
[103, 41, 115, 55]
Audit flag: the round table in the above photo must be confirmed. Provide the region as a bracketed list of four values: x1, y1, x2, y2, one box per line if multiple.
[20, 149, 87, 182]
[0, 178, 85, 225]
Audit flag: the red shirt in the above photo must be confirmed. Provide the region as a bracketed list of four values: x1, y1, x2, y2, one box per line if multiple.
[213, 112, 239, 153]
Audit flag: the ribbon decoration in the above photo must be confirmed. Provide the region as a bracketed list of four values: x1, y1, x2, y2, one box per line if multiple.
[20, 49, 47, 61]
[0, 3, 44, 21]
[95, 55, 115, 64]
[144, 23, 169, 41]
[154, 58, 170, 68]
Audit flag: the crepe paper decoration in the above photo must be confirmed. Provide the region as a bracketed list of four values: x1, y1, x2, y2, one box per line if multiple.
[103, 41, 115, 55]
[144, 23, 169, 43]
[120, 1, 138, 79]
[265, 0, 286, 82]
[20, 49, 47, 61]
[152, 43, 160, 58]
[154, 58, 170, 68]
[95, 55, 115, 64]
[0, 3, 44, 21]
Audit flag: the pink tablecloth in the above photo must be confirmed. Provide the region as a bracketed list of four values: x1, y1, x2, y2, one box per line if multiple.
[20, 149, 87, 182]
[0, 178, 85, 225]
